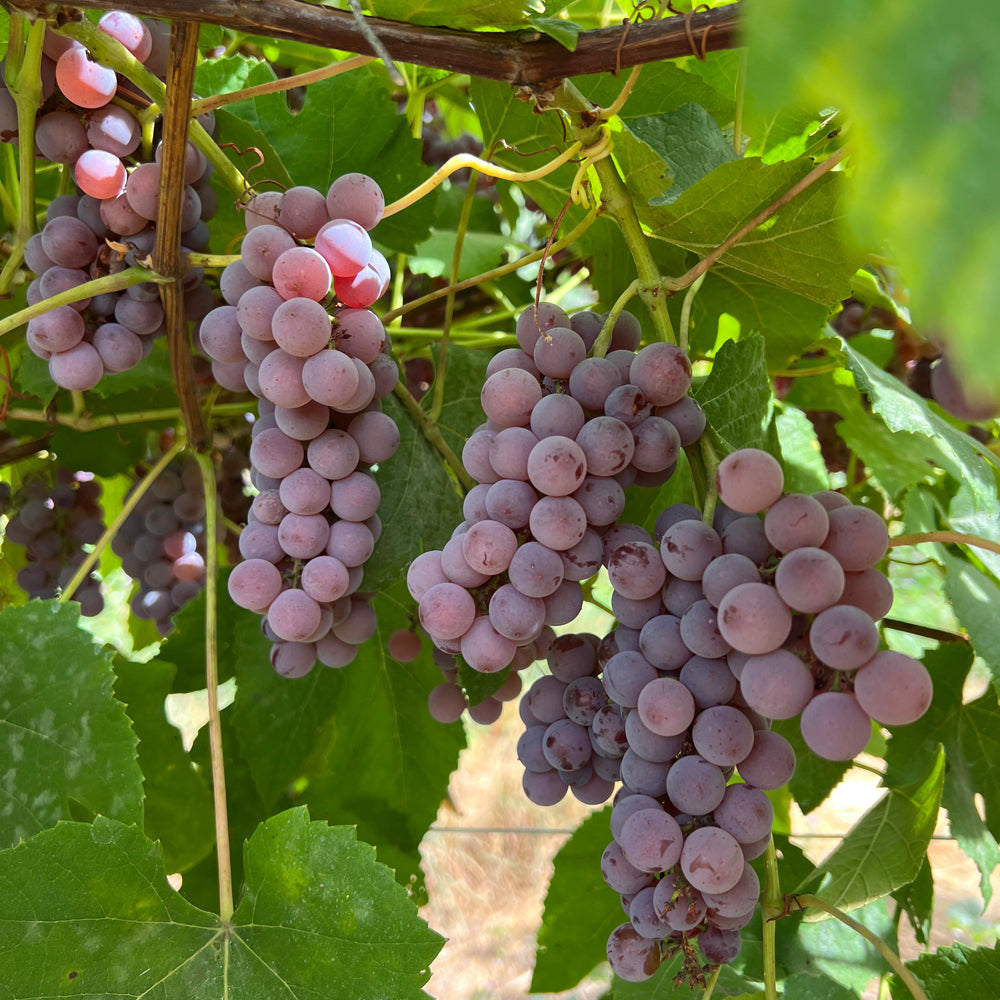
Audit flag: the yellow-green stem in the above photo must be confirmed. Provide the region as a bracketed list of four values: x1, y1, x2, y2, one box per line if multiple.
[701, 964, 722, 1000]
[58, 437, 185, 605]
[762, 838, 781, 1000]
[393, 381, 473, 493]
[591, 279, 640, 358]
[678, 273, 705, 355]
[889, 530, 1000, 559]
[194, 449, 234, 922]
[733, 49, 748, 155]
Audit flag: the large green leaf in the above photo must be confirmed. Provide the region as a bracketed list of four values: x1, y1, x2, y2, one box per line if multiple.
[531, 807, 619, 992]
[113, 658, 215, 874]
[745, 0, 1000, 397]
[885, 644, 1000, 904]
[940, 551, 1000, 690]
[693, 333, 772, 453]
[367, 0, 527, 28]
[797, 746, 945, 915]
[644, 158, 860, 306]
[0, 810, 441, 998]
[232, 579, 464, 895]
[0, 602, 142, 849]
[891, 941, 1000, 1000]
[775, 404, 829, 494]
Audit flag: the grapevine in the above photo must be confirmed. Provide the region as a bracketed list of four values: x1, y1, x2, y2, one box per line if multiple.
[0, 4, 997, 1000]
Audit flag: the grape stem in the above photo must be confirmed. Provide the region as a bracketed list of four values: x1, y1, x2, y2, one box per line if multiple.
[661, 148, 847, 294]
[0, 16, 45, 297]
[5, 400, 252, 432]
[190, 54, 376, 117]
[382, 142, 584, 219]
[888, 530, 1000, 559]
[761, 838, 780, 1000]
[678, 273, 705, 355]
[700, 964, 722, 1000]
[0, 266, 167, 339]
[380, 204, 599, 323]
[591, 279, 640, 359]
[789, 894, 929, 1000]
[57, 435, 186, 606]
[392, 380, 474, 493]
[881, 618, 969, 644]
[194, 449, 235, 923]
[155, 21, 210, 451]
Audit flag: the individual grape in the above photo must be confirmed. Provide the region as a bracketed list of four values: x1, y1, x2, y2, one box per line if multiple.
[279, 467, 331, 515]
[543, 578, 584, 626]
[526, 435, 588, 496]
[278, 513, 330, 559]
[333, 252, 390, 308]
[244, 190, 283, 229]
[529, 392, 586, 439]
[562, 676, 608, 727]
[315, 219, 372, 276]
[607, 541, 666, 600]
[678, 656, 738, 708]
[533, 326, 587, 378]
[301, 349, 360, 408]
[701, 553, 761, 608]
[461, 519, 517, 574]
[228, 558, 283, 611]
[271, 246, 333, 302]
[628, 885, 675, 940]
[629, 342, 692, 406]
[27, 306, 86, 354]
[853, 650, 933, 726]
[242, 224, 297, 282]
[440, 534, 490, 588]
[406, 550, 448, 601]
[737, 730, 796, 789]
[522, 768, 568, 806]
[568, 356, 623, 410]
[822, 505, 889, 571]
[271, 298, 333, 357]
[716, 582, 792, 655]
[42, 215, 98, 269]
[35, 111, 89, 163]
[691, 705, 754, 766]
[488, 583, 545, 642]
[480, 367, 542, 427]
[619, 807, 684, 872]
[703, 862, 760, 919]
[528, 496, 587, 551]
[604, 384, 651, 427]
[636, 676, 695, 736]
[930, 354, 1000, 421]
[86, 104, 141, 157]
[488, 426, 537, 481]
[712, 784, 773, 845]
[300, 555, 350, 604]
[666, 755, 727, 815]
[839, 568, 894, 620]
[485, 479, 538, 530]
[278, 185, 330, 239]
[515, 301, 569, 354]
[773, 546, 845, 614]
[808, 604, 880, 671]
[561, 529, 604, 582]
[739, 649, 815, 719]
[575, 416, 634, 476]
[653, 503, 703, 542]
[240, 521, 285, 563]
[274, 401, 330, 441]
[198, 305, 245, 364]
[265, 588, 322, 643]
[698, 926, 742, 964]
[624, 710, 684, 763]
[56, 47, 117, 108]
[764, 493, 830, 552]
[307, 428, 360, 480]
[460, 615, 517, 673]
[721, 516, 773, 564]
[660, 519, 723, 582]
[637, 614, 690, 670]
[715, 449, 784, 514]
[656, 396, 707, 447]
[49, 341, 104, 390]
[99, 11, 153, 58]
[93, 323, 143, 372]
[329, 470, 381, 521]
[800, 691, 872, 761]
[603, 651, 658, 710]
[326, 172, 385, 231]
[542, 718, 592, 772]
[680, 826, 745, 894]
[517, 726, 551, 772]
[249, 427, 304, 479]
[591, 705, 628, 758]
[679, 600, 731, 659]
[661, 575, 705, 617]
[326, 520, 375, 567]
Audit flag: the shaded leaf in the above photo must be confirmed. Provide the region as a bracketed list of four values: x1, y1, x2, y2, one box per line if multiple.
[775, 405, 829, 493]
[0, 602, 142, 849]
[891, 941, 1000, 1000]
[772, 717, 849, 815]
[368, 0, 527, 28]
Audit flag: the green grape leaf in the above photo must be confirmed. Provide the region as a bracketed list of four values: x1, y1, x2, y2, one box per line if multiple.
[797, 745, 945, 915]
[693, 332, 772, 453]
[843, 334, 999, 517]
[0, 810, 440, 998]
[744, 0, 1000, 398]
[0, 602, 143, 849]
[940, 551, 1000, 690]
[113, 658, 215, 874]
[775, 405, 829, 493]
[619, 103, 737, 207]
[884, 644, 1000, 905]
[782, 973, 861, 1000]
[645, 158, 859, 306]
[232, 579, 464, 896]
[408, 228, 511, 281]
[772, 717, 850, 815]
[528, 16, 581, 50]
[48, 420, 150, 478]
[531, 806, 619, 992]
[368, 0, 527, 27]
[891, 941, 1000, 1000]
[891, 856, 934, 948]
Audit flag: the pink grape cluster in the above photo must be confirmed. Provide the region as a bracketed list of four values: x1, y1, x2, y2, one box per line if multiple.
[712, 448, 934, 761]
[224, 174, 400, 677]
[4, 466, 106, 616]
[11, 15, 219, 390]
[112, 456, 213, 635]
[406, 301, 705, 702]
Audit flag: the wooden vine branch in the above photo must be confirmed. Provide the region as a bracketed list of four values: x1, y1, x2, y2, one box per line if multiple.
[10, 0, 743, 85]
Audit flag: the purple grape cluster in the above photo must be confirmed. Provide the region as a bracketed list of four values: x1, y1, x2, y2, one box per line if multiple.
[406, 301, 705, 699]
[4, 466, 106, 616]
[112, 455, 213, 634]
[11, 16, 220, 391]
[516, 632, 626, 806]
[713, 448, 933, 760]
[223, 174, 399, 677]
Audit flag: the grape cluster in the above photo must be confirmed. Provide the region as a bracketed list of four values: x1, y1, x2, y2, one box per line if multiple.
[223, 174, 399, 677]
[712, 447, 933, 760]
[406, 301, 705, 699]
[4, 466, 106, 616]
[112, 455, 213, 634]
[12, 15, 219, 390]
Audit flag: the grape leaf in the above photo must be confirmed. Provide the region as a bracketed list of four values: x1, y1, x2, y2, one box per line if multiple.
[891, 856, 934, 947]
[884, 644, 1000, 905]
[940, 551, 1000, 690]
[771, 717, 850, 815]
[113, 658, 215, 874]
[531, 806, 619, 992]
[744, 0, 1000, 398]
[529, 16, 581, 50]
[796, 745, 945, 915]
[693, 333, 772, 453]
[775, 405, 829, 493]
[0, 601, 142, 850]
[367, 0, 527, 28]
[891, 941, 1000, 1000]
[782, 973, 860, 1000]
[0, 809, 440, 998]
